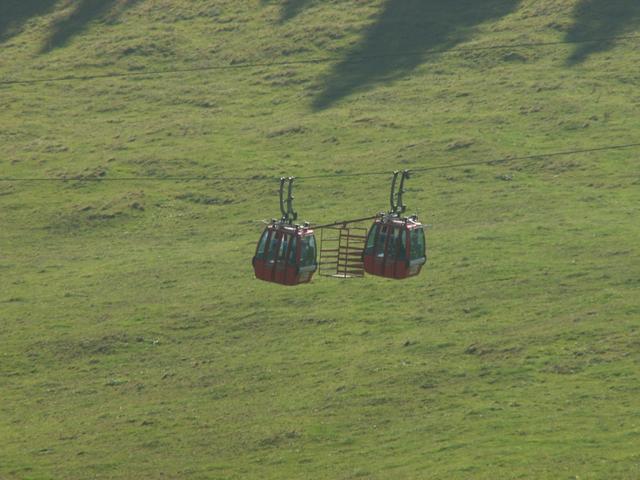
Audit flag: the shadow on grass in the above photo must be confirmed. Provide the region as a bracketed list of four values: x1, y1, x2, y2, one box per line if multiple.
[0, 0, 58, 42]
[312, 0, 522, 110]
[262, 0, 314, 22]
[40, 0, 142, 53]
[565, 0, 640, 65]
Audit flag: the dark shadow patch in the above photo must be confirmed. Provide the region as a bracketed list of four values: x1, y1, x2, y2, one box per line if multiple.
[312, 0, 522, 110]
[262, 0, 314, 22]
[29, 333, 132, 360]
[45, 191, 145, 233]
[565, 0, 640, 65]
[258, 431, 301, 448]
[175, 192, 233, 206]
[0, 0, 58, 43]
[40, 0, 142, 53]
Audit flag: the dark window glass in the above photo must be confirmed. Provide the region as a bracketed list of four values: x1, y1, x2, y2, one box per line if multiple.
[277, 233, 289, 261]
[387, 227, 398, 259]
[256, 229, 269, 260]
[300, 235, 317, 267]
[365, 224, 379, 253]
[410, 228, 426, 260]
[266, 232, 280, 262]
[288, 236, 298, 265]
[376, 225, 388, 258]
[397, 229, 407, 260]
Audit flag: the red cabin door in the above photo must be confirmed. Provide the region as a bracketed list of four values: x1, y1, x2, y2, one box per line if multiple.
[273, 231, 306, 285]
[272, 230, 292, 284]
[373, 223, 410, 279]
[365, 222, 395, 278]
[282, 233, 300, 285]
[382, 224, 409, 279]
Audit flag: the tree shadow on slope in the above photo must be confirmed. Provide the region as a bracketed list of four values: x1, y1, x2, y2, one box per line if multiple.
[565, 0, 640, 65]
[261, 0, 314, 23]
[0, 0, 58, 43]
[312, 0, 522, 110]
[40, 0, 142, 53]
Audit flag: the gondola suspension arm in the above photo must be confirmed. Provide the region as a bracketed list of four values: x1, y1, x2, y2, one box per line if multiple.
[279, 176, 298, 224]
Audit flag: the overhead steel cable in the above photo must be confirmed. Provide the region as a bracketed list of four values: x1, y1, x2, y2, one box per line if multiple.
[410, 142, 640, 174]
[299, 142, 640, 179]
[1, 142, 639, 184]
[1, 34, 639, 87]
[0, 175, 225, 182]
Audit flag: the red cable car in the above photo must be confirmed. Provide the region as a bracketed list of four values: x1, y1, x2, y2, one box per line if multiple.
[252, 177, 318, 286]
[253, 222, 317, 285]
[363, 170, 427, 279]
[363, 215, 426, 279]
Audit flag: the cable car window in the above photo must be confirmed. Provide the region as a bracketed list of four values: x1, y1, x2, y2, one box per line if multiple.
[301, 235, 317, 267]
[410, 228, 426, 260]
[287, 236, 298, 265]
[365, 224, 379, 253]
[277, 233, 289, 260]
[266, 232, 280, 262]
[387, 227, 399, 259]
[398, 229, 407, 260]
[256, 229, 270, 260]
[376, 225, 388, 257]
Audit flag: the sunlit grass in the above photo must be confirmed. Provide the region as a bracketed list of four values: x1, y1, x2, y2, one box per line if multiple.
[1, 1, 639, 478]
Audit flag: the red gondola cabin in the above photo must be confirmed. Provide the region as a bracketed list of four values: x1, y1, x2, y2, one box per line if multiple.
[363, 215, 426, 279]
[253, 222, 318, 286]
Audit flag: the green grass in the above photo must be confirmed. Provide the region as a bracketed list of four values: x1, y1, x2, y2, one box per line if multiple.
[1, 1, 640, 478]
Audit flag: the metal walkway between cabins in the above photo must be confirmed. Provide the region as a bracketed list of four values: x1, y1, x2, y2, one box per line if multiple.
[318, 226, 367, 278]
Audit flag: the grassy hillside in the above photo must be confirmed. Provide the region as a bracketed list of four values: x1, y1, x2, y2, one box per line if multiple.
[1, 1, 639, 478]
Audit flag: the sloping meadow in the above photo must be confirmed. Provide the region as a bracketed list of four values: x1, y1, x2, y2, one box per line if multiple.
[1, 1, 639, 478]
